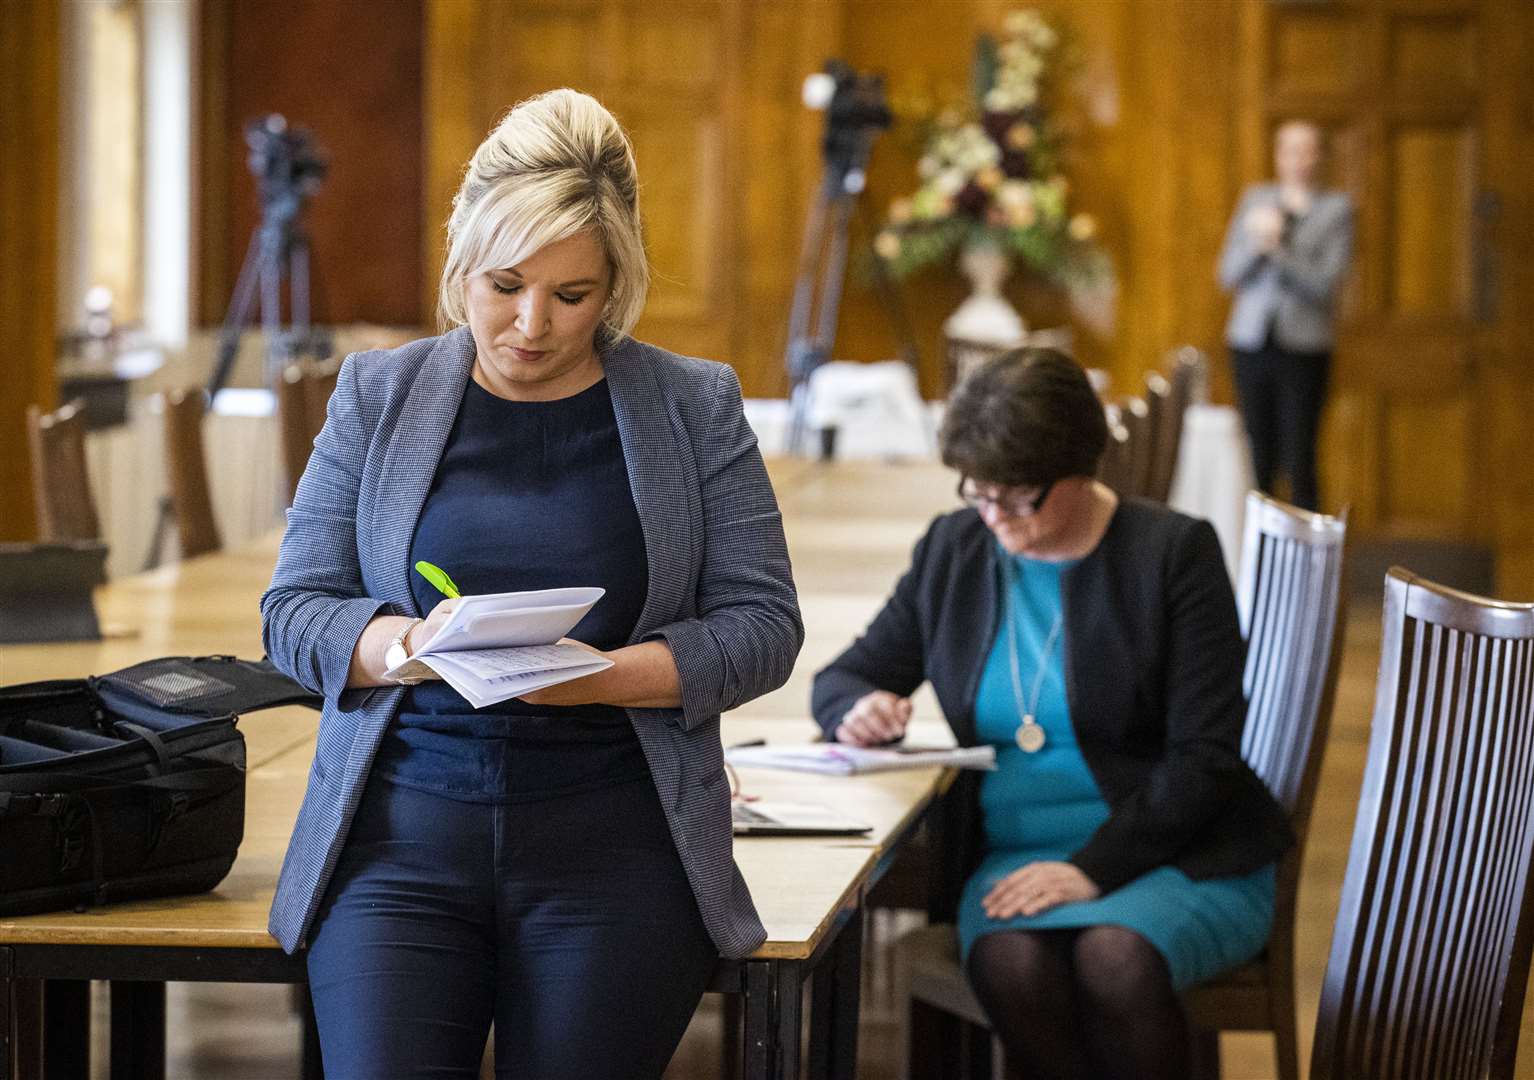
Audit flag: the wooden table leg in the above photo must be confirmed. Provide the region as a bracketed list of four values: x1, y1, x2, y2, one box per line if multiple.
[744, 959, 802, 1080]
[108, 981, 164, 1080]
[42, 981, 89, 1080]
[828, 908, 862, 1079]
[9, 978, 41, 1080]
[1, 949, 10, 1080]
[807, 908, 863, 1080]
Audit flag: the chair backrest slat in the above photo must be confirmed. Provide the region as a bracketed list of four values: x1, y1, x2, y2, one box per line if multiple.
[26, 400, 101, 542]
[1313, 570, 1534, 1079]
[276, 359, 341, 505]
[1236, 492, 1348, 821]
[161, 387, 222, 560]
[1117, 395, 1152, 499]
[1095, 404, 1131, 497]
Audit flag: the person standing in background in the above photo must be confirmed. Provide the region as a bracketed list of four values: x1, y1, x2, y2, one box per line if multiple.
[1218, 120, 1353, 512]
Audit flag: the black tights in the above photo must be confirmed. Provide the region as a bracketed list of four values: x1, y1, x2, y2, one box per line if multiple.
[966, 926, 1190, 1080]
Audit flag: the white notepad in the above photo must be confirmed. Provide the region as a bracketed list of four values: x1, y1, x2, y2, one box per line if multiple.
[724, 743, 997, 776]
[383, 587, 613, 708]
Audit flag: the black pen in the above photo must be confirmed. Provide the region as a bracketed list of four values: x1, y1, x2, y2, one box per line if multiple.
[728, 738, 766, 749]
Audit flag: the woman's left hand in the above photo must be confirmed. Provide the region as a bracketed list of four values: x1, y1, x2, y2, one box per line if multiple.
[516, 638, 610, 707]
[981, 861, 1100, 920]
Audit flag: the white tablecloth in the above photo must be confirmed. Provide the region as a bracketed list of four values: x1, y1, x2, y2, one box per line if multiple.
[1168, 404, 1253, 580]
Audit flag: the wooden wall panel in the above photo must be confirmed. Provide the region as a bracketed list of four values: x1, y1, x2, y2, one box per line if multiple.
[1270, 10, 1365, 98]
[0, 0, 60, 540]
[1390, 16, 1478, 95]
[200, 0, 424, 328]
[1389, 125, 1474, 316]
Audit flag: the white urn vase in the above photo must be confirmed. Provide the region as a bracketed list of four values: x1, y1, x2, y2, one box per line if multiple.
[943, 239, 1026, 346]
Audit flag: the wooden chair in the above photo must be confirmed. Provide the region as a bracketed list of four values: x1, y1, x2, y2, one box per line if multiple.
[25, 400, 101, 541]
[1158, 346, 1209, 497]
[1143, 374, 1172, 499]
[1096, 403, 1133, 497]
[1117, 395, 1153, 498]
[1310, 569, 1534, 1080]
[1184, 492, 1350, 1080]
[160, 387, 222, 559]
[277, 360, 340, 504]
[896, 492, 1349, 1080]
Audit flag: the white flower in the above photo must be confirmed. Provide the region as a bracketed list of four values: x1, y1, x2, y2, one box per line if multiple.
[1068, 213, 1097, 241]
[874, 230, 902, 260]
[933, 169, 967, 197]
[997, 180, 1034, 211]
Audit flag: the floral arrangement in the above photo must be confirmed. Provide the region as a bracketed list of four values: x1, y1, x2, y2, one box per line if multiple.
[874, 9, 1102, 286]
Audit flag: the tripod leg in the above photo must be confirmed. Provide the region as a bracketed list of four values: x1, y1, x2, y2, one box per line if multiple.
[813, 194, 855, 353]
[290, 232, 311, 352]
[206, 229, 267, 399]
[785, 176, 836, 369]
[260, 232, 286, 386]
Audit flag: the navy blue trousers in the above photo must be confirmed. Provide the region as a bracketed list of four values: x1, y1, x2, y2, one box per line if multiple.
[305, 773, 717, 1079]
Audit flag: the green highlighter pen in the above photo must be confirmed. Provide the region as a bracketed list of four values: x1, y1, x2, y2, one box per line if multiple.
[414, 560, 461, 599]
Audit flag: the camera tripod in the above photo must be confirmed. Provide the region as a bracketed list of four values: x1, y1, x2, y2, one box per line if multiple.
[143, 116, 328, 569]
[782, 66, 921, 458]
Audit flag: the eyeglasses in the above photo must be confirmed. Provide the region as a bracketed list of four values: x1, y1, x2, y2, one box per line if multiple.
[957, 477, 1055, 519]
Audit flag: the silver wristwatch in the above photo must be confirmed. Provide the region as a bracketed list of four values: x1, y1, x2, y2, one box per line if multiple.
[384, 618, 426, 684]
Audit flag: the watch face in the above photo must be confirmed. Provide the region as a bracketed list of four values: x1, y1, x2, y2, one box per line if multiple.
[385, 641, 410, 674]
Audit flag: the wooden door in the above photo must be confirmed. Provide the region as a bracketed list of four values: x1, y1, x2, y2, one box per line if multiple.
[1236, 0, 1532, 592]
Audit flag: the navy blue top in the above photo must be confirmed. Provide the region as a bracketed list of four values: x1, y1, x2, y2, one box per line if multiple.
[374, 376, 651, 803]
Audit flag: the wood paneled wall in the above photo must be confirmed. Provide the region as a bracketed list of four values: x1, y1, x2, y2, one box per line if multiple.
[186, 0, 1534, 589]
[0, 0, 60, 540]
[199, 0, 425, 328]
[422, 0, 1252, 401]
[423, 0, 833, 396]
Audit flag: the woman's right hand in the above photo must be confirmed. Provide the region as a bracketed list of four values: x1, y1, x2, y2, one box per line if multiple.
[408, 597, 461, 657]
[835, 690, 913, 746]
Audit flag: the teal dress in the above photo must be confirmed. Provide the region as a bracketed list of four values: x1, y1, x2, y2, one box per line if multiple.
[955, 554, 1276, 991]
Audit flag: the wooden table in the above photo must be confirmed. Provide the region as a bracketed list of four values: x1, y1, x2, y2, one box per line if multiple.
[0, 536, 950, 1080]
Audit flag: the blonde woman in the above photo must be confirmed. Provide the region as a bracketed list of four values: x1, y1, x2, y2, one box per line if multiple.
[262, 89, 802, 1077]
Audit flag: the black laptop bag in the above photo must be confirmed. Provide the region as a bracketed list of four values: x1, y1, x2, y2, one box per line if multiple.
[0, 655, 320, 916]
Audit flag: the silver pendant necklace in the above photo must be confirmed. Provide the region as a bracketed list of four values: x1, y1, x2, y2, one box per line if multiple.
[1004, 557, 1064, 754]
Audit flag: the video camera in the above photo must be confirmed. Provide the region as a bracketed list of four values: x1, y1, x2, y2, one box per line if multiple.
[802, 61, 892, 188]
[245, 114, 327, 222]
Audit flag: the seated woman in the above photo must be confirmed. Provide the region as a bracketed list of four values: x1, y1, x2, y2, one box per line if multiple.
[812, 348, 1292, 1080]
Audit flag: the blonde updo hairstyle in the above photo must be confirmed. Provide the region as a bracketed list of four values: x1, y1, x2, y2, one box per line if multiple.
[437, 89, 648, 340]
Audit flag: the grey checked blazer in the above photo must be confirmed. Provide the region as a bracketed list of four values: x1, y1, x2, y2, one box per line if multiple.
[1218, 184, 1353, 353]
[260, 326, 802, 957]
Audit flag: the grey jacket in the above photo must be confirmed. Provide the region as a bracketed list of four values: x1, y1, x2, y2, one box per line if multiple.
[260, 326, 802, 957]
[1219, 184, 1353, 352]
